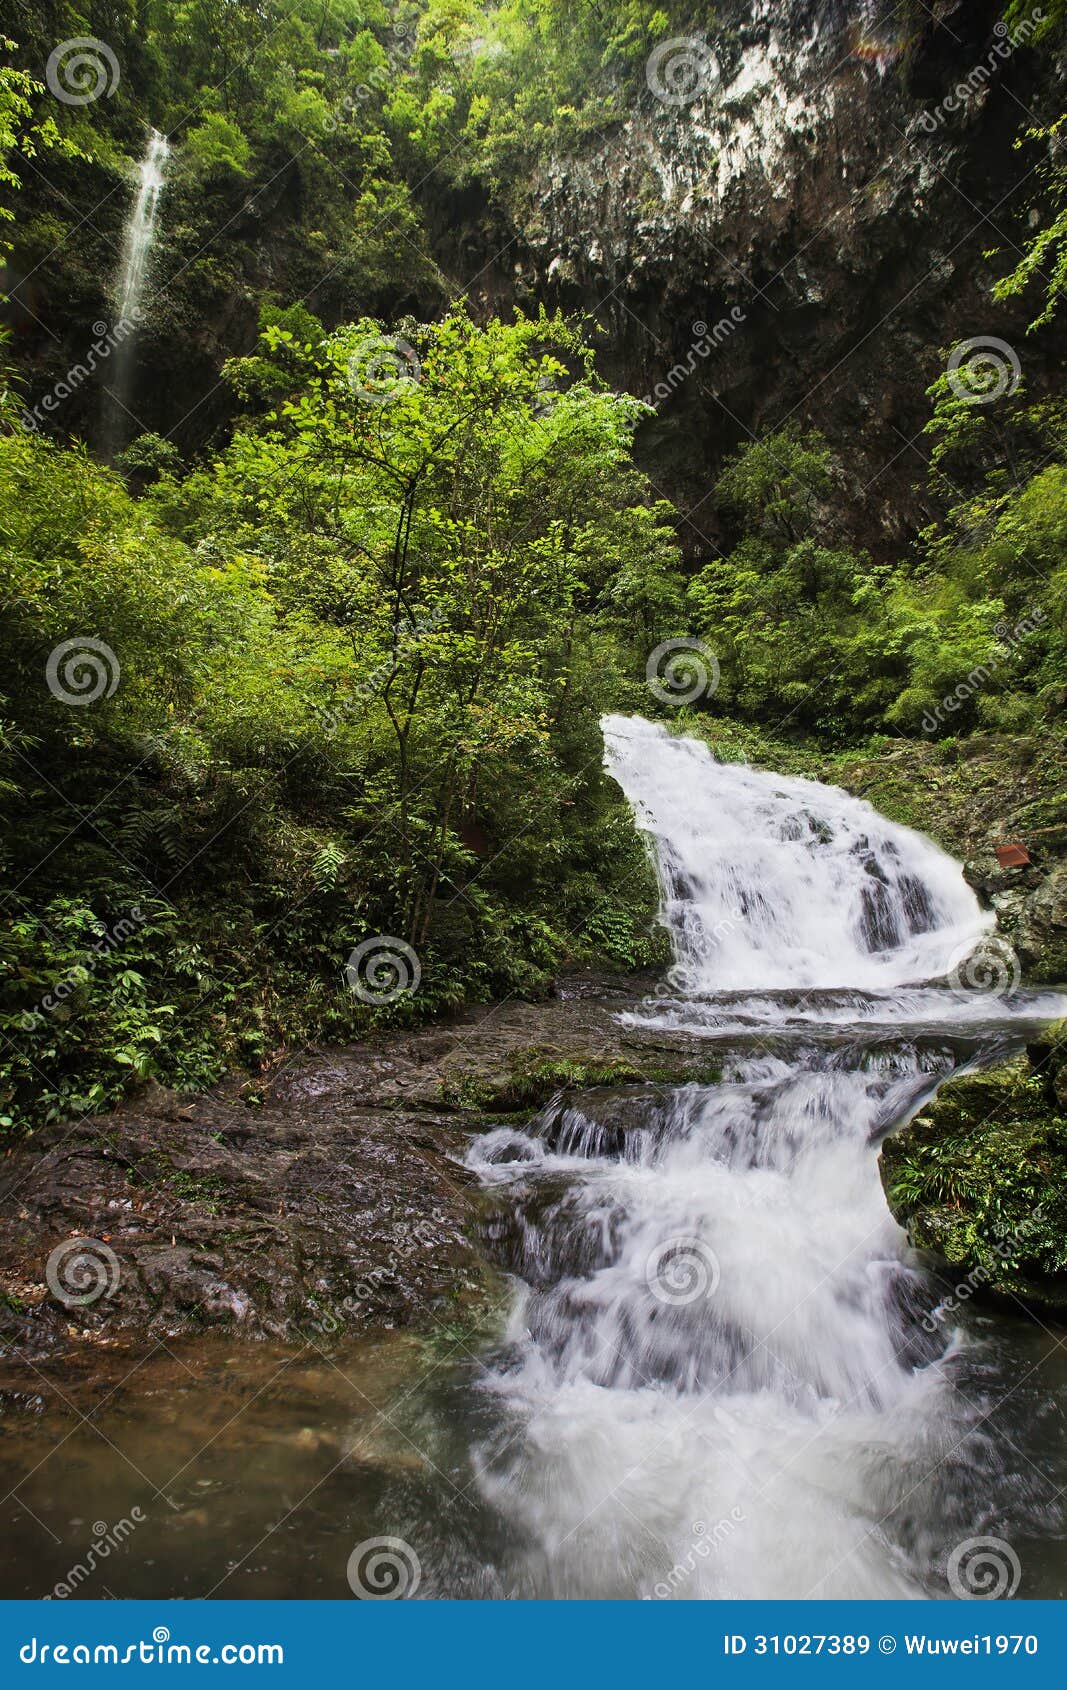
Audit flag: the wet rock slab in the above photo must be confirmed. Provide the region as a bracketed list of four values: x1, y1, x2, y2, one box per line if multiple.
[0, 1060, 484, 1360]
[0, 981, 720, 1360]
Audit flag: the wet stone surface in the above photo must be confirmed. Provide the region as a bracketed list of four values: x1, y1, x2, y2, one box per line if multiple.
[0, 982, 728, 1361]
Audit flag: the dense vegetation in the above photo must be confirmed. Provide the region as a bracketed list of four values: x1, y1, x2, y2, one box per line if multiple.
[0, 302, 681, 1134]
[688, 394, 1067, 741]
[1, 0, 1066, 1141]
[881, 1032, 1067, 1311]
[1, 0, 714, 443]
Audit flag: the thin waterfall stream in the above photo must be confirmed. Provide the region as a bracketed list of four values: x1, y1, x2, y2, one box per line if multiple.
[103, 127, 169, 453]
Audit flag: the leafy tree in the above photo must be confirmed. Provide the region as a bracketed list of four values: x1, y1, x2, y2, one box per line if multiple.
[0, 36, 79, 258]
[714, 426, 834, 544]
[687, 430, 897, 737]
[182, 111, 252, 177]
[0, 306, 676, 1135]
[154, 304, 676, 947]
[990, 5, 1067, 328]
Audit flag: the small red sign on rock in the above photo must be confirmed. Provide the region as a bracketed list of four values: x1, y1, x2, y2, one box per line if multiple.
[994, 842, 1031, 868]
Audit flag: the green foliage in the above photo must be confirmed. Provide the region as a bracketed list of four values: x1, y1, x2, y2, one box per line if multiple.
[0, 306, 678, 1136]
[0, 892, 227, 1132]
[395, 0, 719, 184]
[686, 430, 897, 739]
[0, 34, 80, 257]
[441, 1051, 720, 1113]
[883, 1051, 1067, 1303]
[3, 0, 1066, 1178]
[114, 432, 183, 485]
[1005, 0, 1067, 38]
[990, 8, 1067, 329]
[714, 426, 833, 543]
[181, 112, 252, 178]
[1, 0, 719, 336]
[686, 388, 1067, 742]
[1, 1, 441, 404]
[150, 302, 675, 949]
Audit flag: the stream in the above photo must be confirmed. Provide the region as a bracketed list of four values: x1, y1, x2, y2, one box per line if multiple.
[2, 716, 1065, 1599]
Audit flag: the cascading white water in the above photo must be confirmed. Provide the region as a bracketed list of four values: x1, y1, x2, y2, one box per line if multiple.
[467, 1058, 958, 1599]
[104, 128, 169, 452]
[116, 128, 169, 325]
[602, 713, 990, 992]
[455, 716, 1062, 1600]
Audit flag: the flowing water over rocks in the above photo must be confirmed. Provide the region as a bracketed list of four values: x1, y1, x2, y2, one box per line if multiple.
[444, 717, 1067, 1599]
[1, 718, 1065, 1599]
[602, 714, 992, 993]
[115, 130, 170, 325]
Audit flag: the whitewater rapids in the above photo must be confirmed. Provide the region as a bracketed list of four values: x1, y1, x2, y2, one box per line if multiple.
[448, 716, 1064, 1599]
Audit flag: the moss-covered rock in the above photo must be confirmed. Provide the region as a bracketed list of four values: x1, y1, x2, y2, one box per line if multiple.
[879, 1027, 1067, 1314]
[0, 984, 728, 1358]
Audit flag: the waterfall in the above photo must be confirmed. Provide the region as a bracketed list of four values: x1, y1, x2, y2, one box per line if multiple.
[444, 716, 1064, 1599]
[103, 128, 169, 453]
[466, 1057, 959, 1598]
[602, 713, 990, 993]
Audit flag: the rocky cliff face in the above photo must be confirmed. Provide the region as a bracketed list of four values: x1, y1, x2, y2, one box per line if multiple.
[10, 0, 1060, 546]
[445, 0, 1060, 551]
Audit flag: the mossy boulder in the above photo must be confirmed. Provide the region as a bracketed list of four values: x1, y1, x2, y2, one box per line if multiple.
[879, 1027, 1067, 1315]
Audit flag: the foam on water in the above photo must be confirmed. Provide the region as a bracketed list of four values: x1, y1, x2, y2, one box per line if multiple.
[458, 717, 1063, 1598]
[601, 713, 991, 991]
